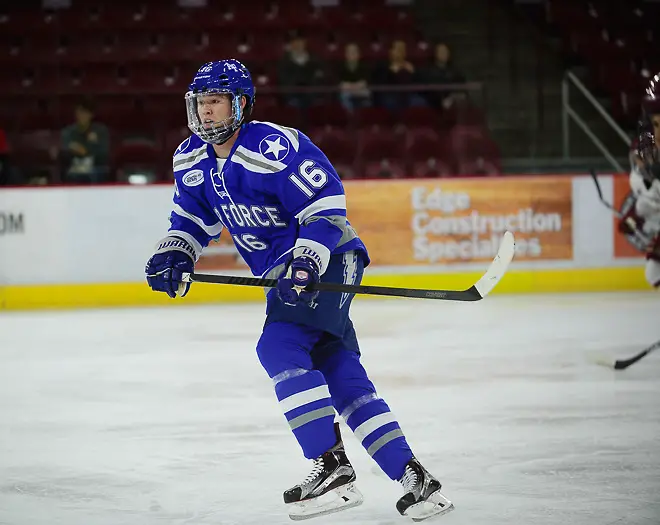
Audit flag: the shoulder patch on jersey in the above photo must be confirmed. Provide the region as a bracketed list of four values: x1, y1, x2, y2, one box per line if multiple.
[182, 169, 204, 187]
[250, 121, 300, 153]
[259, 134, 290, 162]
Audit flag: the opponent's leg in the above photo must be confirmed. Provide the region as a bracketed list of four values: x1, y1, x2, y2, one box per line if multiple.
[256, 321, 363, 520]
[646, 259, 660, 288]
[645, 236, 660, 288]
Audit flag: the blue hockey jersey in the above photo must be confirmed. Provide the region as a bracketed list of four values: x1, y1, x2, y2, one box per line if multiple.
[167, 120, 370, 279]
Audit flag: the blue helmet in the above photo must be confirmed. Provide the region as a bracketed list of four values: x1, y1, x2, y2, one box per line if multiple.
[185, 59, 255, 145]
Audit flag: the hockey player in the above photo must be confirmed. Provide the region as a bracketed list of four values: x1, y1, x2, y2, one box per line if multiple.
[619, 73, 660, 288]
[144, 59, 454, 521]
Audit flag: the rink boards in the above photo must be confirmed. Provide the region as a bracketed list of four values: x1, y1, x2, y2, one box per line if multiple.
[0, 174, 649, 310]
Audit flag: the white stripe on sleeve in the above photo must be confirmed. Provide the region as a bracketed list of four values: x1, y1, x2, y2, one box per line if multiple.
[172, 203, 223, 237]
[294, 195, 347, 223]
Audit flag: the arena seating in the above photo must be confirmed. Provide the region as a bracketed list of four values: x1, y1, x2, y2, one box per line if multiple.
[546, 0, 658, 125]
[0, 0, 499, 182]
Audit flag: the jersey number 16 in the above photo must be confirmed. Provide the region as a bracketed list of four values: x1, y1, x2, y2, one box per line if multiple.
[289, 160, 328, 198]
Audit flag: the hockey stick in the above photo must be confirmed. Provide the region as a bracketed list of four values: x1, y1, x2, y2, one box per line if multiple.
[589, 169, 623, 218]
[182, 231, 515, 302]
[589, 169, 651, 245]
[593, 340, 660, 370]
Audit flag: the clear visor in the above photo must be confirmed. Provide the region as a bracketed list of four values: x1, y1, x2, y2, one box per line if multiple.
[185, 89, 243, 145]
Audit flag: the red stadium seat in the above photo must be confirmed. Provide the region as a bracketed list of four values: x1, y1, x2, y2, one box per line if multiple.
[454, 135, 501, 175]
[113, 138, 161, 182]
[140, 95, 187, 128]
[400, 107, 439, 128]
[444, 103, 486, 128]
[357, 128, 402, 162]
[449, 124, 489, 150]
[1, 35, 61, 66]
[10, 130, 59, 180]
[457, 158, 501, 176]
[254, 105, 303, 129]
[355, 106, 394, 128]
[363, 159, 406, 179]
[411, 158, 454, 178]
[333, 163, 357, 180]
[0, 10, 60, 38]
[404, 127, 447, 160]
[305, 103, 350, 128]
[310, 127, 357, 165]
[164, 126, 190, 155]
[146, 32, 204, 64]
[113, 64, 177, 94]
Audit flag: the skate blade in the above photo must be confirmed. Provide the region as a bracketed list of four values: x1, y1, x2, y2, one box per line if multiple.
[405, 489, 455, 522]
[288, 482, 364, 521]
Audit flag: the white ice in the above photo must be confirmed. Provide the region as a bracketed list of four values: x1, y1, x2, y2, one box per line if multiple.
[0, 292, 659, 525]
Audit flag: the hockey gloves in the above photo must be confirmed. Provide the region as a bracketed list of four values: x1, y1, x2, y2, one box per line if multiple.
[277, 255, 320, 307]
[145, 236, 195, 298]
[618, 206, 645, 237]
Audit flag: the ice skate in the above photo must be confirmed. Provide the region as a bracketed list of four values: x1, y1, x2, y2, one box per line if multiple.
[284, 423, 363, 521]
[396, 458, 454, 522]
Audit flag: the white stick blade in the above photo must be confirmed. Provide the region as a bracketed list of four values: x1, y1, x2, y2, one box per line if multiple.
[474, 231, 516, 298]
[590, 356, 616, 369]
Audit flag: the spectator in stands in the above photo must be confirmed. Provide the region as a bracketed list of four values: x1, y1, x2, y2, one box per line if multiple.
[59, 97, 110, 183]
[420, 42, 466, 110]
[372, 40, 424, 112]
[336, 43, 372, 112]
[0, 129, 9, 185]
[277, 32, 325, 109]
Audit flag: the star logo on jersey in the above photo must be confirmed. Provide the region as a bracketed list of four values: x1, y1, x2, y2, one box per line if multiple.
[259, 134, 290, 161]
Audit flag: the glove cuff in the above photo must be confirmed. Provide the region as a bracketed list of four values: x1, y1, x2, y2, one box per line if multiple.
[292, 240, 329, 275]
[154, 236, 196, 262]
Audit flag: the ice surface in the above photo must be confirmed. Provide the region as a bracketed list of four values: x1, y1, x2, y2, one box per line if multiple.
[0, 292, 659, 525]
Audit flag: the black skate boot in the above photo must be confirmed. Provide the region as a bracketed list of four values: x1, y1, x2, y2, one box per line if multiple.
[396, 458, 454, 522]
[284, 423, 363, 521]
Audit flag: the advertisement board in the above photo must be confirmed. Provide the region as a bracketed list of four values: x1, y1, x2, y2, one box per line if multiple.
[0, 174, 650, 310]
[346, 177, 573, 266]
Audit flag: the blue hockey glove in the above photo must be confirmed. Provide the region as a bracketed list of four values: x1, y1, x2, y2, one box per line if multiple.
[145, 236, 195, 298]
[277, 255, 320, 306]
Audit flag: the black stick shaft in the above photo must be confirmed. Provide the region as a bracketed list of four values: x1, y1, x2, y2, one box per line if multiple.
[184, 231, 515, 302]
[614, 340, 660, 370]
[589, 169, 623, 218]
[590, 169, 653, 248]
[188, 272, 482, 301]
